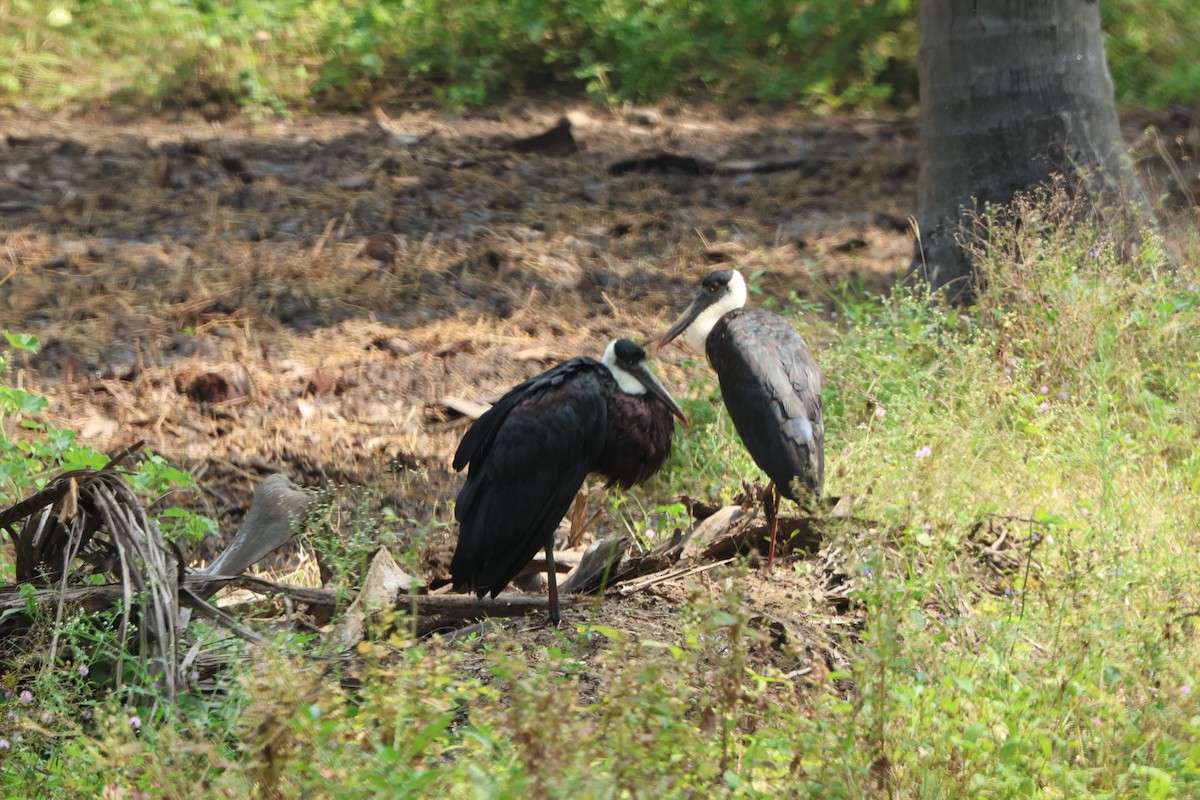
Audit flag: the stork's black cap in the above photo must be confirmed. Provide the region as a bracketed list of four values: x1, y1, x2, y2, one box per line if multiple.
[613, 338, 646, 363]
[702, 269, 735, 292]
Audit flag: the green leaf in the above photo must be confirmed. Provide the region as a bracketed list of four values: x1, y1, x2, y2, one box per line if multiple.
[1032, 510, 1066, 526]
[0, 386, 47, 415]
[158, 507, 193, 519]
[3, 331, 40, 353]
[398, 710, 456, 762]
[585, 625, 623, 641]
[19, 392, 49, 414]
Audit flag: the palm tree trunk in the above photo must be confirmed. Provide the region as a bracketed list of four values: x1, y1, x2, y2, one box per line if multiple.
[914, 0, 1154, 301]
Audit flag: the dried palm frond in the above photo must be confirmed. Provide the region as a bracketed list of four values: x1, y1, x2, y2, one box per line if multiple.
[0, 441, 182, 700]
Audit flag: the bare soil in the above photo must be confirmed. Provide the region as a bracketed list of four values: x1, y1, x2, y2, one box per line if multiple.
[0, 101, 1193, 664]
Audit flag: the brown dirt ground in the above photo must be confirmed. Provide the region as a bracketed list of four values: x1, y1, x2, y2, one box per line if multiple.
[1, 102, 1195, 670]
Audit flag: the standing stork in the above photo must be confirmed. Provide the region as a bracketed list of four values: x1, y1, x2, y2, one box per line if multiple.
[657, 268, 824, 569]
[450, 338, 687, 623]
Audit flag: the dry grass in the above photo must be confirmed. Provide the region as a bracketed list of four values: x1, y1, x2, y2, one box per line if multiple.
[0, 105, 916, 540]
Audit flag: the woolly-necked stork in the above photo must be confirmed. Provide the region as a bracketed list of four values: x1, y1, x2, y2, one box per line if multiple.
[450, 338, 687, 623]
[657, 268, 823, 568]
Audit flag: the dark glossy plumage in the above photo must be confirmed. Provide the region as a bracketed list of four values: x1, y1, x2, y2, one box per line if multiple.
[450, 353, 677, 603]
[594, 388, 676, 488]
[707, 307, 824, 503]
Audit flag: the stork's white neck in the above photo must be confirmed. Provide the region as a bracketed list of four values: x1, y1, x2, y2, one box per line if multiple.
[601, 340, 646, 394]
[686, 270, 747, 352]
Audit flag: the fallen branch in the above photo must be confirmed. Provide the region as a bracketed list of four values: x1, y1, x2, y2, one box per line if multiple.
[615, 557, 737, 596]
[701, 516, 823, 561]
[228, 575, 342, 609]
[413, 593, 600, 617]
[680, 505, 745, 555]
[559, 534, 630, 595]
[415, 593, 600, 636]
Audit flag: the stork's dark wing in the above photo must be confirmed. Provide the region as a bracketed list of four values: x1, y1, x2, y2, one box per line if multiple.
[708, 307, 824, 503]
[450, 360, 610, 598]
[453, 357, 597, 473]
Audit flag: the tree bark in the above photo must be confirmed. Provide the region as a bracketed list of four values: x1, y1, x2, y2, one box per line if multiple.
[914, 0, 1153, 301]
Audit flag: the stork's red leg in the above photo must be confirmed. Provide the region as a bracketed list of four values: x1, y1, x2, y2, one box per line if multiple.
[764, 481, 781, 572]
[545, 545, 562, 625]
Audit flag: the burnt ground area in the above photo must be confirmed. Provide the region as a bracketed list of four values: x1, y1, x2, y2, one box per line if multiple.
[0, 102, 1196, 662]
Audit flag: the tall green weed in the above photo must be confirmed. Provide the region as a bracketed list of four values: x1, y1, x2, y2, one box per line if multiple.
[811, 188, 1200, 795]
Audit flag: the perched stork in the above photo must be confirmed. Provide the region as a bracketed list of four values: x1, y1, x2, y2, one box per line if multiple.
[450, 338, 687, 623]
[657, 268, 824, 568]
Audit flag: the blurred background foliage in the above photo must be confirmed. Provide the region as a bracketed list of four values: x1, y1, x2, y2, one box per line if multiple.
[1, 0, 1195, 114]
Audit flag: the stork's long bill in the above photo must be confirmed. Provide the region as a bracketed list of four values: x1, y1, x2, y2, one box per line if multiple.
[630, 361, 689, 425]
[656, 268, 748, 353]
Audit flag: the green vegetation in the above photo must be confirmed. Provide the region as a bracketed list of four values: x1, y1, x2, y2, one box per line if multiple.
[0, 334, 216, 550]
[1, 0, 1197, 113]
[3, 190, 1199, 796]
